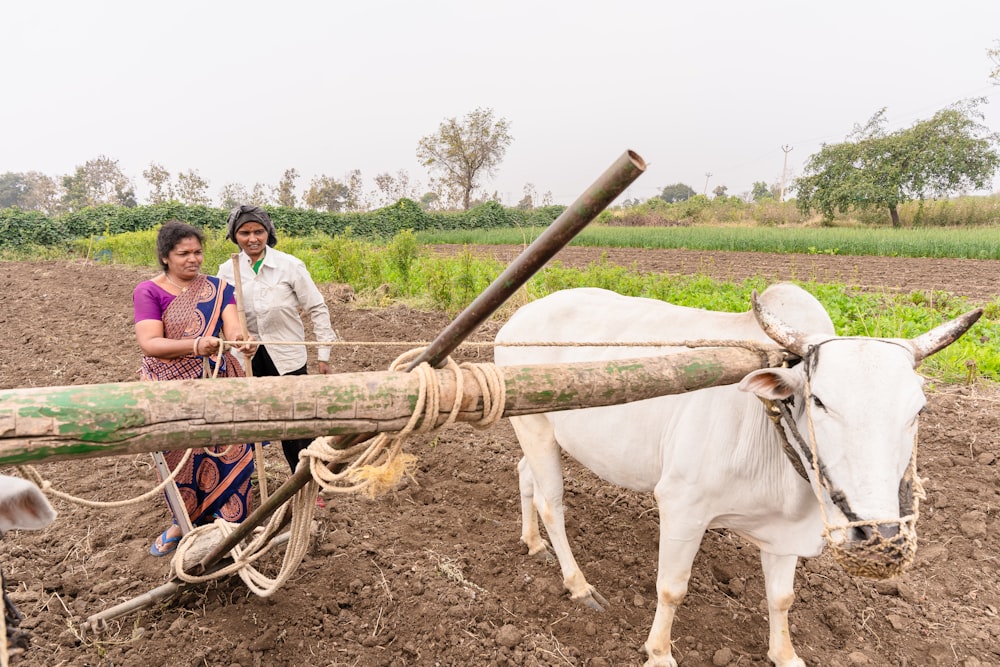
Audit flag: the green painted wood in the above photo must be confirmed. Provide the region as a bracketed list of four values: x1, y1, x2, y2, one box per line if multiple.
[0, 347, 787, 465]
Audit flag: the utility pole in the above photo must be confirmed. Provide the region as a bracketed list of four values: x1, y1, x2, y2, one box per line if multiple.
[779, 145, 793, 202]
[703, 172, 712, 196]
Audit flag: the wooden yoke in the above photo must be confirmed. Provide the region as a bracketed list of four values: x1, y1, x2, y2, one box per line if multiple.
[0, 346, 788, 465]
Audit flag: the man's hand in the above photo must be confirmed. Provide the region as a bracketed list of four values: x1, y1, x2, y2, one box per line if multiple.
[318, 360, 331, 375]
[234, 334, 258, 357]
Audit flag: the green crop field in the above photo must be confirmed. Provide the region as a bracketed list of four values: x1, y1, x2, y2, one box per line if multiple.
[52, 228, 1000, 384]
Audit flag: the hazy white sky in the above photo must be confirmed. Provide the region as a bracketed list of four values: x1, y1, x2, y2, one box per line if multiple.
[3, 1, 999, 206]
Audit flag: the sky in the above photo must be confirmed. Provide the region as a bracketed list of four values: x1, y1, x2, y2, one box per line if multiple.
[3, 1, 1000, 207]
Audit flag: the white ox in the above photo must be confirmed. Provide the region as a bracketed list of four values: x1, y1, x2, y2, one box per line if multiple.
[493, 284, 981, 667]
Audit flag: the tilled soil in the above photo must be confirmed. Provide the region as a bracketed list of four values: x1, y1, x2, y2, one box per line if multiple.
[1, 250, 998, 667]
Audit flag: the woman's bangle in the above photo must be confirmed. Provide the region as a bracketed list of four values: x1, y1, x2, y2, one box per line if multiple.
[192, 336, 202, 356]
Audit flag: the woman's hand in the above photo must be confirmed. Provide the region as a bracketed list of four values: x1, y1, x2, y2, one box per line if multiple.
[194, 336, 223, 357]
[232, 334, 258, 357]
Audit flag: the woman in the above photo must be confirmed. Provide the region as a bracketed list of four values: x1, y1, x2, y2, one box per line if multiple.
[133, 219, 257, 556]
[217, 205, 338, 496]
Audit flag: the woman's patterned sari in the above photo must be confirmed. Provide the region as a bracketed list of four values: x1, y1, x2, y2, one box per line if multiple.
[140, 274, 255, 525]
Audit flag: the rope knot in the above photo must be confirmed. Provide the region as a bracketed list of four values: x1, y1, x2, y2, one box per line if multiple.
[300, 347, 507, 499]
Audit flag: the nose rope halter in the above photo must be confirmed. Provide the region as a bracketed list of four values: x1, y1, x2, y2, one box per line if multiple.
[767, 338, 925, 579]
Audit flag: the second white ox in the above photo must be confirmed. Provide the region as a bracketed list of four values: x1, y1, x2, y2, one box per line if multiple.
[493, 284, 981, 667]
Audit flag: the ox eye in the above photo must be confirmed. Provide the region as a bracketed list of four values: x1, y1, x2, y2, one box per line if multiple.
[812, 396, 826, 411]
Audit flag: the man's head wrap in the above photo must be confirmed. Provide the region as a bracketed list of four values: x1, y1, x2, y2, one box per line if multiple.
[226, 205, 277, 247]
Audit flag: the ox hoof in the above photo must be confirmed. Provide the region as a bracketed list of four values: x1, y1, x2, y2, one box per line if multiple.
[534, 549, 556, 565]
[523, 541, 555, 564]
[642, 655, 678, 667]
[574, 588, 610, 612]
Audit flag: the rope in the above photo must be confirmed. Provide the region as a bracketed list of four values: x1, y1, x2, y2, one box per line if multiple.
[15, 448, 194, 510]
[218, 338, 781, 351]
[171, 481, 317, 597]
[166, 347, 508, 596]
[798, 360, 923, 579]
[302, 348, 507, 498]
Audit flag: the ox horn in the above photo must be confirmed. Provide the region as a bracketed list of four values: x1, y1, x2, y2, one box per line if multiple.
[909, 308, 983, 365]
[750, 289, 810, 357]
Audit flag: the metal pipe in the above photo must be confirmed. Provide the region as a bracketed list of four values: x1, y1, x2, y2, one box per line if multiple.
[409, 149, 646, 371]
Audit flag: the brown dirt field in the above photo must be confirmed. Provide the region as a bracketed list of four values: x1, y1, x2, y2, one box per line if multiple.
[427, 245, 1000, 304]
[1, 248, 998, 667]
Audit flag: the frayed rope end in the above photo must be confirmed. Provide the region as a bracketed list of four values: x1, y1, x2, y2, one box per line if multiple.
[348, 453, 420, 499]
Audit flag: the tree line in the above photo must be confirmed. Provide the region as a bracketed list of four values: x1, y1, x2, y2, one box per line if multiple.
[0, 108, 544, 215]
[5, 93, 1000, 227]
[659, 99, 999, 226]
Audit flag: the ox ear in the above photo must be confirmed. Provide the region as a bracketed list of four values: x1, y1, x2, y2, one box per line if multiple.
[738, 367, 802, 401]
[0, 476, 56, 533]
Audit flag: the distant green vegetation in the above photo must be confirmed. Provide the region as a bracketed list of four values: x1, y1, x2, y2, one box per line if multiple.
[416, 224, 1000, 259]
[56, 228, 1000, 385]
[0, 200, 566, 251]
[4, 192, 1000, 254]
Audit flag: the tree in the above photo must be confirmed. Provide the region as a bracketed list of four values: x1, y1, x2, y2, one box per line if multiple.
[658, 183, 696, 203]
[751, 181, 774, 202]
[175, 169, 211, 206]
[143, 163, 174, 204]
[346, 170, 367, 211]
[516, 182, 537, 210]
[20, 172, 61, 213]
[712, 185, 728, 199]
[426, 175, 460, 211]
[250, 183, 271, 206]
[304, 175, 351, 212]
[418, 191, 440, 211]
[60, 156, 135, 212]
[416, 107, 513, 210]
[372, 169, 418, 207]
[0, 173, 29, 209]
[795, 101, 1000, 226]
[274, 168, 299, 207]
[218, 183, 250, 209]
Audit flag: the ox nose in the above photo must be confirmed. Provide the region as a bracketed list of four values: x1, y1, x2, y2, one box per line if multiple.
[849, 523, 901, 543]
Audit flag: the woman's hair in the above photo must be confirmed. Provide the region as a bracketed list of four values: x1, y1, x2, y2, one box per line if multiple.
[157, 219, 204, 272]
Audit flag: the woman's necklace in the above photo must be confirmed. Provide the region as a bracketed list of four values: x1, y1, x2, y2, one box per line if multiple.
[164, 273, 195, 293]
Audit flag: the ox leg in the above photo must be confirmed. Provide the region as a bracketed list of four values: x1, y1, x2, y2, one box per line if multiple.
[761, 551, 805, 667]
[516, 456, 548, 556]
[643, 523, 705, 667]
[509, 415, 607, 611]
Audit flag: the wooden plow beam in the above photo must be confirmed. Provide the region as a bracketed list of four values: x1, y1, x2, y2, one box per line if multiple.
[0, 346, 789, 466]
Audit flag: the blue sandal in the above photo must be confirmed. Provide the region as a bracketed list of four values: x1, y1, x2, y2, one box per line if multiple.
[149, 529, 181, 557]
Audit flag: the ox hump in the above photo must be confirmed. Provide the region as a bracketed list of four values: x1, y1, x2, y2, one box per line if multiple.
[755, 283, 834, 335]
